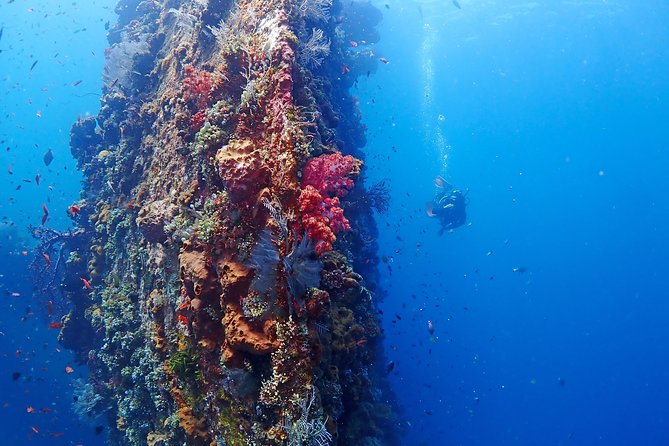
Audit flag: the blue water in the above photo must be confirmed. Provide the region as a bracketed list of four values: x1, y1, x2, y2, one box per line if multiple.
[1, 1, 115, 443]
[2, 1, 669, 445]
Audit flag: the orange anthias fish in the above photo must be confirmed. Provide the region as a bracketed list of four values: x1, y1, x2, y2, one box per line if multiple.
[341, 64, 350, 75]
[48, 322, 64, 329]
[26, 406, 35, 413]
[80, 277, 92, 289]
[42, 253, 51, 267]
[69, 204, 81, 216]
[65, 366, 74, 374]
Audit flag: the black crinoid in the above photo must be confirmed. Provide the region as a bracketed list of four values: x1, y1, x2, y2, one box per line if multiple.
[247, 228, 322, 315]
[283, 231, 323, 310]
[247, 228, 280, 296]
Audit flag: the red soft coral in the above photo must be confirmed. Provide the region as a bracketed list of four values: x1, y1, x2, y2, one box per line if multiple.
[190, 110, 207, 132]
[183, 65, 214, 110]
[298, 185, 351, 255]
[299, 151, 360, 254]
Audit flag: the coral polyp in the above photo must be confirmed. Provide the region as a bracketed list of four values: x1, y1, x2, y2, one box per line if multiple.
[55, 0, 398, 445]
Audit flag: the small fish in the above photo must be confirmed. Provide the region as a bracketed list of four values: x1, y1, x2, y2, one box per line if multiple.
[0, 26, 3, 41]
[43, 148, 53, 166]
[350, 41, 358, 47]
[72, 79, 82, 87]
[30, 60, 38, 71]
[64, 366, 74, 374]
[31, 426, 39, 434]
[69, 204, 81, 216]
[452, 0, 461, 9]
[512, 266, 528, 273]
[26, 406, 35, 413]
[427, 320, 435, 335]
[42, 252, 51, 267]
[7, 164, 12, 175]
[48, 433, 64, 437]
[341, 64, 350, 75]
[48, 322, 63, 329]
[80, 277, 92, 289]
[385, 360, 395, 374]
[35, 173, 40, 185]
[379, 57, 389, 64]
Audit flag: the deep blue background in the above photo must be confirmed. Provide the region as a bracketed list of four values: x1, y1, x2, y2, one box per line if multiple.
[0, 1, 113, 443]
[1, 0, 669, 445]
[359, 1, 669, 445]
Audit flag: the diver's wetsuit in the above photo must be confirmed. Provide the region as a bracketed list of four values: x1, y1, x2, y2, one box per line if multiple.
[433, 188, 467, 231]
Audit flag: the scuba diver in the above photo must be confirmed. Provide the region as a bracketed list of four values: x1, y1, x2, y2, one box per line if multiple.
[426, 176, 467, 234]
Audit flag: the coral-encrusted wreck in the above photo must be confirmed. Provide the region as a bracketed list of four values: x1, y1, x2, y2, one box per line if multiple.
[59, 0, 396, 444]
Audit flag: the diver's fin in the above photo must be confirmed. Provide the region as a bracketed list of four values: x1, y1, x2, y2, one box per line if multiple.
[434, 176, 452, 189]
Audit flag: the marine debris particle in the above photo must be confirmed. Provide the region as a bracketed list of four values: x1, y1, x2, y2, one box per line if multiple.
[52, 0, 400, 445]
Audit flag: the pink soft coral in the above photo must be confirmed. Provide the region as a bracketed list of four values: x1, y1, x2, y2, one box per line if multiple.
[302, 152, 362, 197]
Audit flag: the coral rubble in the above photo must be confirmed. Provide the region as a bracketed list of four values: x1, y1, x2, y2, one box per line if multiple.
[53, 0, 398, 444]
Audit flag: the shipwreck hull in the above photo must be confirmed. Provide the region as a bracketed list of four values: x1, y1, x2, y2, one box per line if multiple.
[62, 0, 397, 444]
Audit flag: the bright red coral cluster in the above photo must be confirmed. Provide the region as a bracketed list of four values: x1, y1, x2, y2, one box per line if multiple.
[299, 152, 361, 254]
[190, 110, 207, 132]
[183, 65, 214, 110]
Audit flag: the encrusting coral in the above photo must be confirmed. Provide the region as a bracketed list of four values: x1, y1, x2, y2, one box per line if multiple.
[47, 0, 401, 445]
